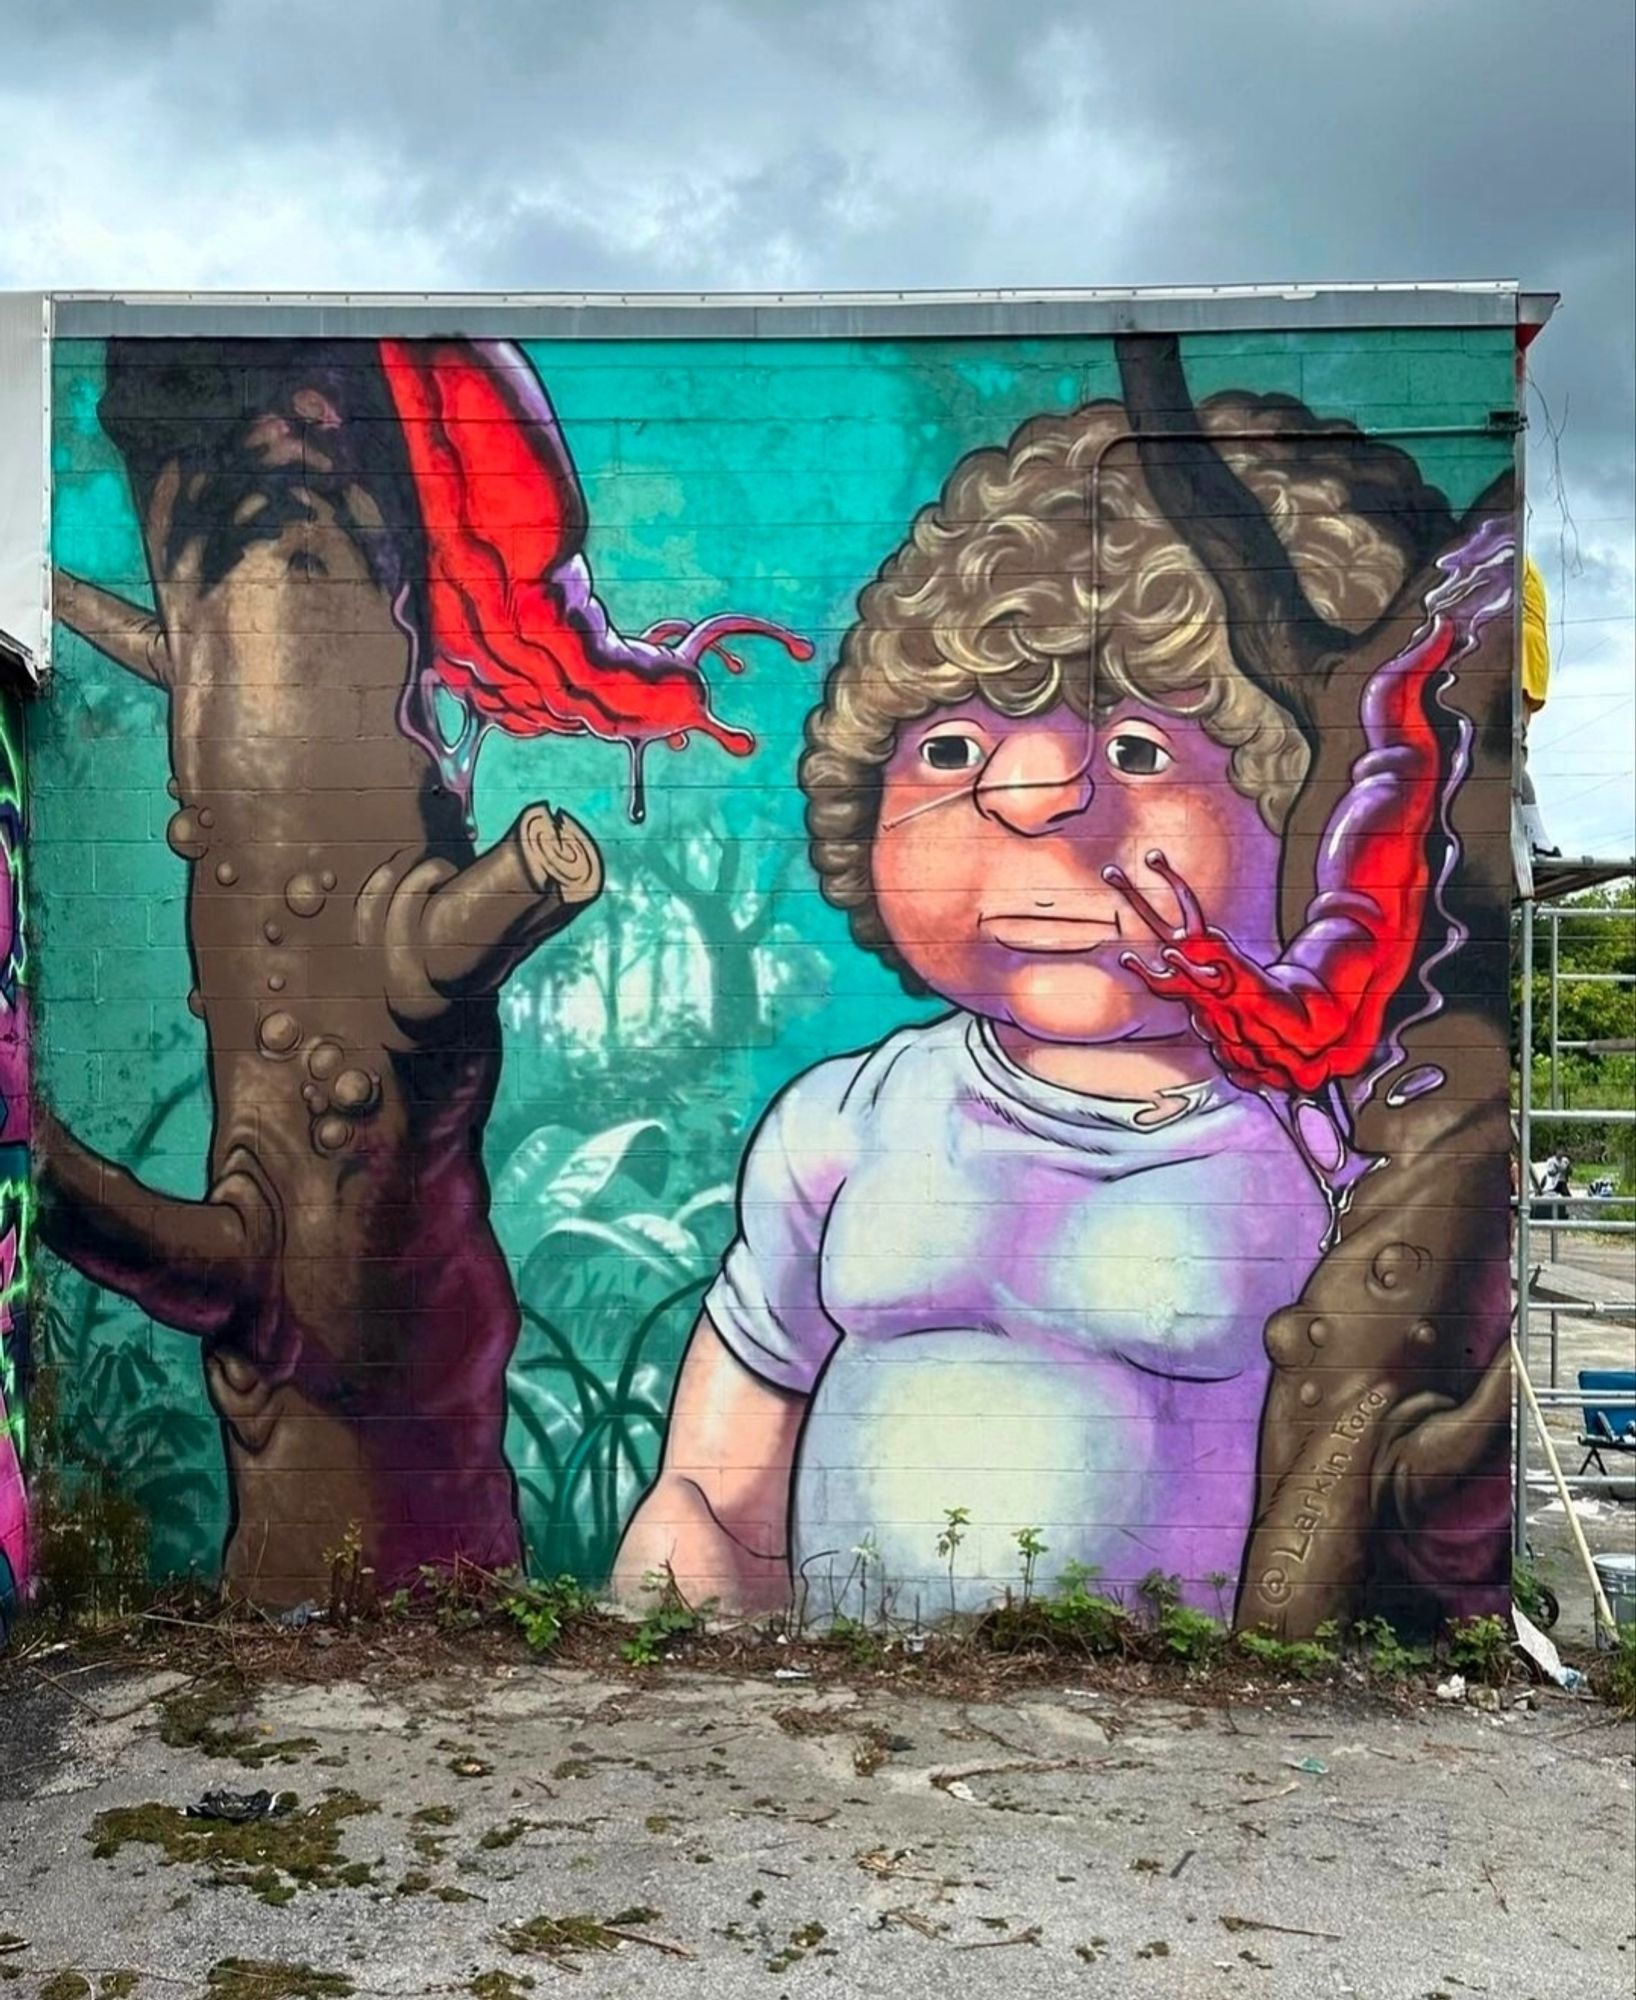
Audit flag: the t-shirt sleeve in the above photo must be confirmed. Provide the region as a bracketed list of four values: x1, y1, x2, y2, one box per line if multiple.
[705, 1052, 861, 1396]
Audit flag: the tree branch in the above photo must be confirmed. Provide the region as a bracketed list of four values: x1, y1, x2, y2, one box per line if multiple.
[36, 1109, 271, 1339]
[736, 844, 798, 946]
[1382, 1348, 1512, 1510]
[52, 569, 172, 688]
[642, 841, 699, 904]
[1113, 336, 1351, 743]
[715, 831, 742, 899]
[389, 805, 603, 1017]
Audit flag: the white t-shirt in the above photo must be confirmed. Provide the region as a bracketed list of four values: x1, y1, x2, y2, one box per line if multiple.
[706, 1013, 1329, 1610]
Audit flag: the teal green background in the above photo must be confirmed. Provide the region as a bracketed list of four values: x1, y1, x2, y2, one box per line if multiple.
[30, 328, 1517, 1583]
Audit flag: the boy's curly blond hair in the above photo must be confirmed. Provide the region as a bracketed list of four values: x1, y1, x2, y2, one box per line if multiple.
[801, 392, 1444, 979]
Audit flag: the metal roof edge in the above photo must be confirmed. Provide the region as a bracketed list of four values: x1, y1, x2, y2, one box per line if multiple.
[0, 626, 38, 690]
[1519, 291, 1561, 348]
[44, 281, 1542, 343]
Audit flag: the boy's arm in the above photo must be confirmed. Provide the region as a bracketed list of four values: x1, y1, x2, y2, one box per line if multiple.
[614, 1311, 807, 1614]
[618, 1045, 856, 1613]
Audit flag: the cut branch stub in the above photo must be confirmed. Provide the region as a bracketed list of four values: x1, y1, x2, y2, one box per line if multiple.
[380, 804, 604, 1027]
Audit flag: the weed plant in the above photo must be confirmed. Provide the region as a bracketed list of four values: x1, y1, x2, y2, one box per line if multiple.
[1597, 1629, 1636, 1715]
[620, 1568, 712, 1666]
[1446, 1614, 1512, 1684]
[1236, 1624, 1341, 1680]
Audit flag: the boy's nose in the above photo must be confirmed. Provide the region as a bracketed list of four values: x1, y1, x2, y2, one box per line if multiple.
[975, 729, 1094, 835]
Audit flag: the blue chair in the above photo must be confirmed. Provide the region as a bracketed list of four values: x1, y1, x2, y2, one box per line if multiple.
[1577, 1369, 1636, 1481]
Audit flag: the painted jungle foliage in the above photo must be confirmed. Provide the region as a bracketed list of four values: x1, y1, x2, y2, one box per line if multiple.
[27, 326, 1521, 1634]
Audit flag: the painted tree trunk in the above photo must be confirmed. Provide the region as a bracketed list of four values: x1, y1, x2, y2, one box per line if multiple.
[1115, 336, 1515, 1634]
[38, 346, 604, 1604]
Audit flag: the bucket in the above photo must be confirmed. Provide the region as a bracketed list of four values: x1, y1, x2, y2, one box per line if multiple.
[1592, 1552, 1636, 1649]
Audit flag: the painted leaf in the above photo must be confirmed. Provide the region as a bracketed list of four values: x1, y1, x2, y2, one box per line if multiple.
[606, 1211, 702, 1267]
[544, 1120, 668, 1216]
[493, 1123, 580, 1225]
[507, 1370, 583, 1468]
[538, 1216, 688, 1284]
[671, 1184, 736, 1232]
[493, 1118, 667, 1263]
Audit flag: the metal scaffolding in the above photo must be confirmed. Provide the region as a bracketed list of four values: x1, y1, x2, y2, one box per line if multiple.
[1512, 853, 1636, 1556]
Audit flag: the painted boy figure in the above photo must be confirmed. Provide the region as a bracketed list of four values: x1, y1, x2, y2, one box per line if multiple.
[618, 387, 1514, 1623]
[700, 696, 1327, 1610]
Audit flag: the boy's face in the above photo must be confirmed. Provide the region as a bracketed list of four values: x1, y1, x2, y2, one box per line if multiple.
[871, 695, 1283, 1049]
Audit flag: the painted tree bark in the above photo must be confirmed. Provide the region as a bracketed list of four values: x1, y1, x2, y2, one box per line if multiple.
[1115, 336, 1516, 1635]
[38, 343, 609, 1604]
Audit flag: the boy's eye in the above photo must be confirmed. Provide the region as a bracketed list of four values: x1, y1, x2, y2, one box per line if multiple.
[1106, 734, 1173, 776]
[920, 734, 986, 773]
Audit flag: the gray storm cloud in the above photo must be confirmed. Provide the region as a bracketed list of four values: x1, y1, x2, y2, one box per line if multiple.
[2, 0, 1630, 845]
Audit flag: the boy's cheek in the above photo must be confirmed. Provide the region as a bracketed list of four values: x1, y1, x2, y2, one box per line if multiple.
[874, 890, 985, 979]
[872, 826, 983, 923]
[1121, 787, 1194, 850]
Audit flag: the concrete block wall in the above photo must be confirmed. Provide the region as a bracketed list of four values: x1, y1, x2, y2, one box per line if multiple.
[19, 316, 1521, 1634]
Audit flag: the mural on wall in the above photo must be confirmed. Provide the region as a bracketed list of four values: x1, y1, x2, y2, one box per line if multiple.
[618, 336, 1516, 1636]
[0, 685, 28, 1628]
[39, 337, 807, 1603]
[35, 322, 1518, 1634]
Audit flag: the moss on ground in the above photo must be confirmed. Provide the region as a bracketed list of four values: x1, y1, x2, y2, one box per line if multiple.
[407, 1804, 457, 1860]
[204, 1962, 355, 1999]
[157, 1676, 319, 1768]
[468, 1976, 535, 2000]
[765, 1920, 831, 1973]
[501, 1915, 624, 1964]
[89, 1791, 378, 1905]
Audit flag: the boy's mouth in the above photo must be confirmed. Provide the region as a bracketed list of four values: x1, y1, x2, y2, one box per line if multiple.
[980, 909, 1123, 954]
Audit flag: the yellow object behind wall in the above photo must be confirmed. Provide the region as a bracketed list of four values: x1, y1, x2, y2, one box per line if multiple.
[1523, 557, 1551, 710]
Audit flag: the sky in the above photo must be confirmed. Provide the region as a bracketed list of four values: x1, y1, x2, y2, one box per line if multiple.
[2, 0, 1631, 852]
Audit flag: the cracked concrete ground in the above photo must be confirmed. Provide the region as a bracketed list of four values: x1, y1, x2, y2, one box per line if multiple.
[1, 1660, 1632, 1999]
